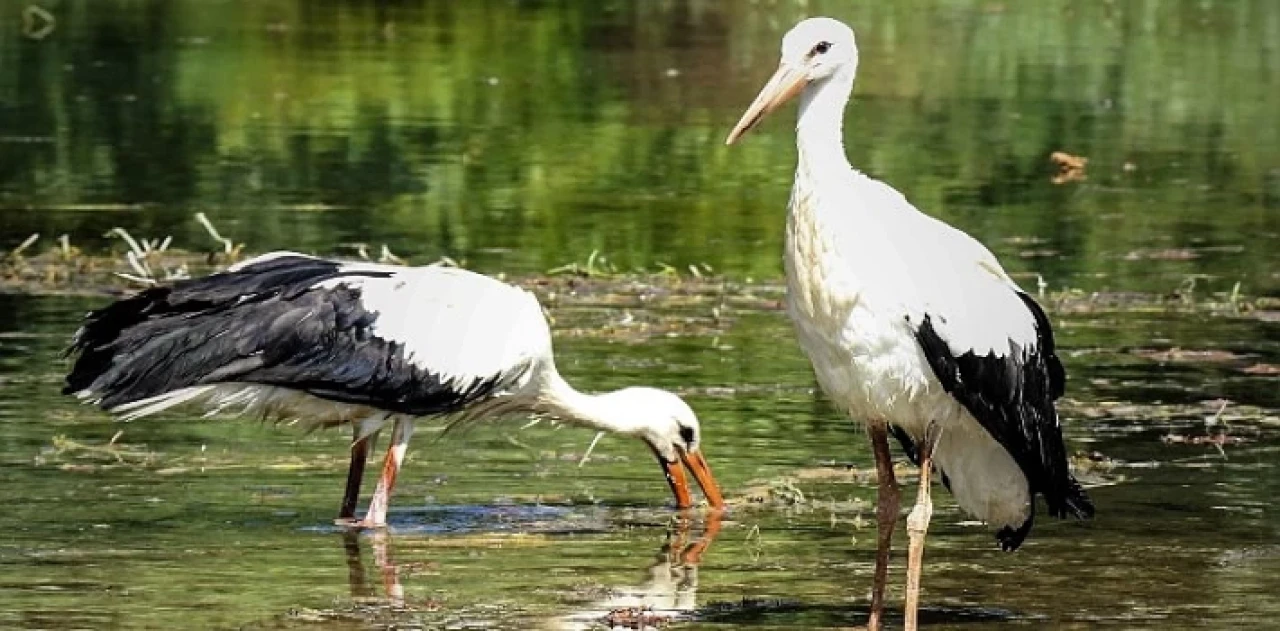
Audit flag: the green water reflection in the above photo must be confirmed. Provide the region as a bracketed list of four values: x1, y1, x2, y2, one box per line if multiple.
[2, 1, 1277, 293]
[2, 1, 1279, 629]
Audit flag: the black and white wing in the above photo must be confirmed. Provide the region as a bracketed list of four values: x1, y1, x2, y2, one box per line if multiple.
[909, 252, 1095, 542]
[64, 253, 544, 419]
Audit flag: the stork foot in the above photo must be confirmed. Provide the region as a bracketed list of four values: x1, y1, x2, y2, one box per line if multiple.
[334, 516, 386, 530]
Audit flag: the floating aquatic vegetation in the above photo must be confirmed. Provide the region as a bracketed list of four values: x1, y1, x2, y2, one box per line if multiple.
[41, 432, 156, 467]
[5, 236, 1268, 330]
[36, 430, 357, 475]
[598, 606, 672, 629]
[1063, 398, 1278, 429]
[1126, 347, 1280, 377]
[1129, 348, 1245, 363]
[3, 214, 1272, 345]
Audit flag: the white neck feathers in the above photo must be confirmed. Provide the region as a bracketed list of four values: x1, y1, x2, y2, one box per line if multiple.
[534, 372, 644, 437]
[795, 66, 856, 177]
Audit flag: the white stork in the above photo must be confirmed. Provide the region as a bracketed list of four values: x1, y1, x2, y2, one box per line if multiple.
[63, 252, 724, 527]
[725, 17, 1094, 630]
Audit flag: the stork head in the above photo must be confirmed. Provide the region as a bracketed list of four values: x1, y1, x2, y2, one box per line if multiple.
[599, 387, 725, 511]
[725, 17, 859, 144]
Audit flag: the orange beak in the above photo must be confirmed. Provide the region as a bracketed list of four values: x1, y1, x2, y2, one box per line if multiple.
[725, 63, 809, 145]
[659, 449, 725, 510]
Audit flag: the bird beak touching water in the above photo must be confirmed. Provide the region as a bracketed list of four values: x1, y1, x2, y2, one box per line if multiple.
[660, 449, 725, 510]
[725, 63, 808, 145]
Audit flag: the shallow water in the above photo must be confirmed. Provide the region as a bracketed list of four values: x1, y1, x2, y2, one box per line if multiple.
[2, 1, 1279, 630]
[2, 292, 1278, 629]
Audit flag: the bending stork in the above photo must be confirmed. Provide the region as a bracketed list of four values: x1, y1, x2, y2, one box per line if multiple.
[726, 17, 1093, 630]
[63, 253, 724, 527]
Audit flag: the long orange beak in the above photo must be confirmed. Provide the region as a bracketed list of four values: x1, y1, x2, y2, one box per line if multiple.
[725, 63, 809, 145]
[682, 449, 725, 509]
[659, 449, 725, 510]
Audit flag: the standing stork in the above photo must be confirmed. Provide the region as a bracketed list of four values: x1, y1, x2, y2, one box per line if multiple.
[63, 252, 724, 527]
[725, 17, 1094, 630]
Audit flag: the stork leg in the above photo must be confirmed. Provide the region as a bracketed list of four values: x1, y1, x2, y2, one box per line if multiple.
[359, 419, 414, 529]
[338, 424, 379, 524]
[904, 421, 943, 631]
[867, 420, 900, 631]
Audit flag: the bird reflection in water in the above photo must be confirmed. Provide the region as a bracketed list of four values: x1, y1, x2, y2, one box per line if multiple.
[554, 512, 723, 630]
[338, 513, 723, 628]
[342, 529, 406, 608]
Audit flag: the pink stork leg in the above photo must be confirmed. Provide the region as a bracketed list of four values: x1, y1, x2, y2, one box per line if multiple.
[359, 419, 414, 529]
[867, 420, 900, 631]
[904, 421, 943, 631]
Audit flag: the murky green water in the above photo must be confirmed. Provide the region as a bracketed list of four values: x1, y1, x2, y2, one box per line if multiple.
[2, 1, 1279, 629]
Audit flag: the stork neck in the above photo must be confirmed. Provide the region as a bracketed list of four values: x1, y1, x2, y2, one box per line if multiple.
[795, 68, 855, 175]
[536, 372, 643, 436]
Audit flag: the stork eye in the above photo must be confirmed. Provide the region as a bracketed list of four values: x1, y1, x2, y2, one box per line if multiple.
[679, 426, 696, 446]
[813, 41, 832, 55]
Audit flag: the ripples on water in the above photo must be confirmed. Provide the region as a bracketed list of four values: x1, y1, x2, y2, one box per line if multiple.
[1, 2, 1278, 629]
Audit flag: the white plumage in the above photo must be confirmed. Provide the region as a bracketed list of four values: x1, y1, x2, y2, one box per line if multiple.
[332, 264, 548, 386]
[786, 168, 1038, 529]
[64, 252, 723, 528]
[727, 17, 1092, 631]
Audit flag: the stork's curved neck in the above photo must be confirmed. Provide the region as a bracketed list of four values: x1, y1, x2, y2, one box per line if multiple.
[536, 372, 644, 436]
[796, 67, 856, 175]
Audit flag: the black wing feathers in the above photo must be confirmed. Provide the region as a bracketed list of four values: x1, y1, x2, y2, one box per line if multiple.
[890, 425, 920, 465]
[915, 291, 1093, 549]
[64, 255, 361, 393]
[1018, 292, 1066, 399]
[64, 255, 512, 417]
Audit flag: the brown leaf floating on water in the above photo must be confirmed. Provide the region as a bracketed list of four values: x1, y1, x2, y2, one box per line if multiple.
[1050, 151, 1088, 184]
